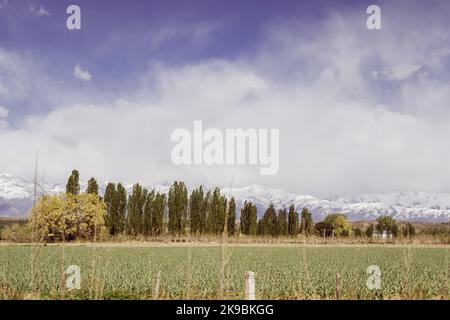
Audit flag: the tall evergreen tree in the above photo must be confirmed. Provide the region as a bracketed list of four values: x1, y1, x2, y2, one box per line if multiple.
[126, 183, 147, 235]
[115, 183, 127, 234]
[257, 219, 264, 235]
[250, 203, 258, 235]
[288, 204, 299, 236]
[86, 177, 99, 195]
[200, 191, 210, 234]
[227, 197, 237, 236]
[151, 193, 166, 236]
[104, 182, 117, 234]
[240, 201, 250, 235]
[365, 224, 374, 237]
[65, 169, 80, 195]
[240, 201, 257, 235]
[143, 190, 155, 235]
[306, 209, 314, 235]
[218, 194, 227, 234]
[299, 210, 305, 234]
[300, 208, 314, 236]
[277, 208, 288, 236]
[189, 186, 204, 235]
[207, 188, 227, 234]
[262, 204, 278, 236]
[168, 181, 188, 236]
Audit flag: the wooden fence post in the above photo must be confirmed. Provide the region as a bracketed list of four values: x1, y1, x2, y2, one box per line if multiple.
[245, 271, 256, 300]
[153, 270, 161, 300]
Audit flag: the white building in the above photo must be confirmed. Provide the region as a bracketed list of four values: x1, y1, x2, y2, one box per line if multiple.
[372, 230, 392, 239]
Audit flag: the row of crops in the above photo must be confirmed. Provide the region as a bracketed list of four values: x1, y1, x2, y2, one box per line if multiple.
[0, 245, 448, 299]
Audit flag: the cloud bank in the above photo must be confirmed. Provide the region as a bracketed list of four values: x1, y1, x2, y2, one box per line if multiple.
[1, 4, 450, 196]
[74, 65, 92, 82]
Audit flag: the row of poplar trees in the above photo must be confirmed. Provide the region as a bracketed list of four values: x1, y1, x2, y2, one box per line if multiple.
[103, 181, 237, 237]
[65, 170, 314, 237]
[241, 203, 314, 237]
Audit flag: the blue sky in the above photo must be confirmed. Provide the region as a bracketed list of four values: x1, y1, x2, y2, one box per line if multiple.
[1, 0, 450, 196]
[0, 0, 391, 122]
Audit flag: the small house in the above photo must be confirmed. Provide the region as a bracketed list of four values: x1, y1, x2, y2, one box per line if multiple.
[372, 230, 392, 240]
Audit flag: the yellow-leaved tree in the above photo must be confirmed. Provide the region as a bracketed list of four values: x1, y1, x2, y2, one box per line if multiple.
[324, 213, 353, 237]
[29, 193, 106, 242]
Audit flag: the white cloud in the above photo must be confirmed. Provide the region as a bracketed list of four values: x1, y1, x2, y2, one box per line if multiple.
[37, 5, 50, 16]
[74, 65, 92, 82]
[148, 21, 220, 51]
[0, 106, 8, 118]
[432, 47, 450, 57]
[29, 5, 50, 16]
[99, 20, 220, 57]
[1, 5, 450, 195]
[0, 106, 8, 131]
[372, 64, 422, 81]
[0, 83, 9, 96]
[3, 57, 450, 196]
[0, 120, 7, 131]
[0, 49, 32, 98]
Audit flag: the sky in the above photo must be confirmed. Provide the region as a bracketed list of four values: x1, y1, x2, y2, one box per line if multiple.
[1, 0, 450, 197]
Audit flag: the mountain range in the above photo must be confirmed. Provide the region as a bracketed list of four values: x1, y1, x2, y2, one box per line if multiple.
[1, 173, 449, 223]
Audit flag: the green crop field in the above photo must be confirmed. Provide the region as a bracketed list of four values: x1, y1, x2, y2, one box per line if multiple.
[0, 245, 448, 300]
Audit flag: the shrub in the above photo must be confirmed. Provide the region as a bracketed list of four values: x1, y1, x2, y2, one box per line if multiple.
[0, 223, 32, 242]
[29, 193, 106, 242]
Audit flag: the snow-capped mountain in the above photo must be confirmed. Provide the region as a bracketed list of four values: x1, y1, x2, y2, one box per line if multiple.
[1, 173, 449, 223]
[223, 185, 450, 223]
[0, 173, 170, 217]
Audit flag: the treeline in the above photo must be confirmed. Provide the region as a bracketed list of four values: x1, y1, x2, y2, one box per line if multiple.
[100, 180, 305, 237]
[63, 170, 313, 238]
[27, 170, 420, 241]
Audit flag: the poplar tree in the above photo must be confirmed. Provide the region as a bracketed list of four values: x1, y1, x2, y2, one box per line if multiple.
[240, 201, 250, 235]
[65, 169, 80, 195]
[115, 183, 127, 234]
[306, 211, 314, 235]
[127, 183, 147, 235]
[104, 182, 117, 234]
[257, 219, 264, 235]
[227, 197, 237, 236]
[300, 208, 314, 236]
[277, 208, 288, 236]
[207, 188, 226, 234]
[288, 204, 299, 236]
[168, 181, 188, 235]
[143, 190, 155, 235]
[189, 186, 204, 235]
[240, 201, 257, 235]
[151, 193, 166, 236]
[365, 224, 374, 237]
[262, 204, 278, 236]
[200, 191, 210, 234]
[86, 177, 99, 195]
[250, 203, 258, 235]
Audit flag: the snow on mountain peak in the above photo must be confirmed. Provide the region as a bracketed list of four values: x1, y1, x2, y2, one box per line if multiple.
[0, 173, 449, 222]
